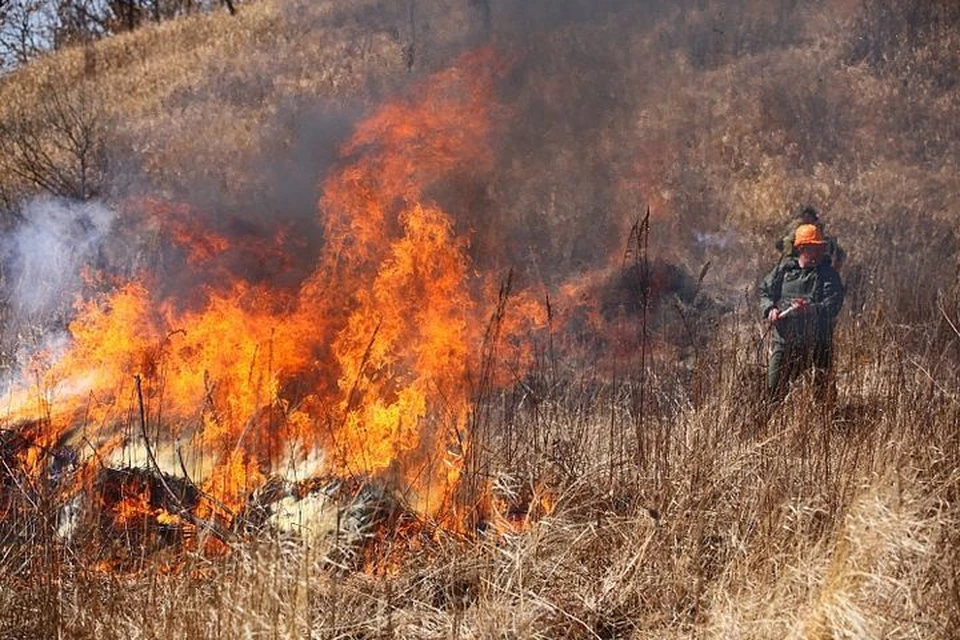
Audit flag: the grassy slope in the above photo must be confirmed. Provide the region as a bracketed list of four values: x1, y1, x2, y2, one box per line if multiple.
[1, 0, 959, 638]
[0, 0, 406, 207]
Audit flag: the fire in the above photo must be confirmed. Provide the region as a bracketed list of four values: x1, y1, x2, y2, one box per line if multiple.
[327, 203, 473, 505]
[297, 45, 509, 515]
[113, 491, 179, 527]
[1, 46, 525, 538]
[479, 478, 558, 535]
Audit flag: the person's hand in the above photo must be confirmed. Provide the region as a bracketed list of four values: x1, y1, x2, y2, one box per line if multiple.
[793, 298, 809, 314]
[767, 308, 780, 323]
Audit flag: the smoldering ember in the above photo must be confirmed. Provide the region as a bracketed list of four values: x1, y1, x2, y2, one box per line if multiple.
[0, 1, 958, 638]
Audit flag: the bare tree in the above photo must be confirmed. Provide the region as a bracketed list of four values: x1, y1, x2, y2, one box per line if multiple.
[53, 0, 110, 48]
[403, 0, 415, 71]
[105, 0, 143, 31]
[1, 0, 114, 69]
[0, 81, 108, 201]
[0, 0, 51, 69]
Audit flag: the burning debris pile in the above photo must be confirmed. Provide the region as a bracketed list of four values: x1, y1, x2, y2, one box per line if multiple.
[0, 418, 422, 571]
[1, 426, 554, 573]
[1, 51, 503, 556]
[55, 461, 417, 571]
[59, 466, 201, 565]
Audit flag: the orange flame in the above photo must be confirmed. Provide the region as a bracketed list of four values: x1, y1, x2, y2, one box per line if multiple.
[1, 47, 515, 526]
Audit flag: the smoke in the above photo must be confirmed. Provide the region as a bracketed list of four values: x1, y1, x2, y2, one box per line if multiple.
[1, 197, 115, 326]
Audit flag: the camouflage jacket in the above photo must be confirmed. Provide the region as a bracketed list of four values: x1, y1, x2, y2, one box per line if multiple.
[759, 257, 844, 345]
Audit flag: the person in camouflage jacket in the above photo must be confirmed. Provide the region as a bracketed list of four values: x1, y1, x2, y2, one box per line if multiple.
[760, 223, 845, 402]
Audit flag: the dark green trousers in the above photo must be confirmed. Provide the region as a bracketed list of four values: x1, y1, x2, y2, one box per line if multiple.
[768, 339, 833, 402]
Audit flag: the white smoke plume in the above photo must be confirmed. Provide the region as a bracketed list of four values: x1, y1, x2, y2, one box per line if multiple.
[1, 197, 116, 323]
[0, 197, 117, 392]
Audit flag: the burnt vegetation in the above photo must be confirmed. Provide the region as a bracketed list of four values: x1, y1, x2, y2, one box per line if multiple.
[0, 0, 958, 638]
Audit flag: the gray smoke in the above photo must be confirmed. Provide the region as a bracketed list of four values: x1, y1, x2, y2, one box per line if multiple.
[1, 197, 116, 324]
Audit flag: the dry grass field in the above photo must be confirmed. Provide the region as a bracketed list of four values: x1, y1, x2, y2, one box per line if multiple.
[0, 0, 959, 638]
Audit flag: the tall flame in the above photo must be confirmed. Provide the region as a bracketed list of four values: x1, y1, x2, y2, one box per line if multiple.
[300, 46, 505, 513]
[1, 47, 514, 522]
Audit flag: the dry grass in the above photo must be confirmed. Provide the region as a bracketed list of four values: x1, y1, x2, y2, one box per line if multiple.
[0, 0, 410, 207]
[2, 311, 958, 638]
